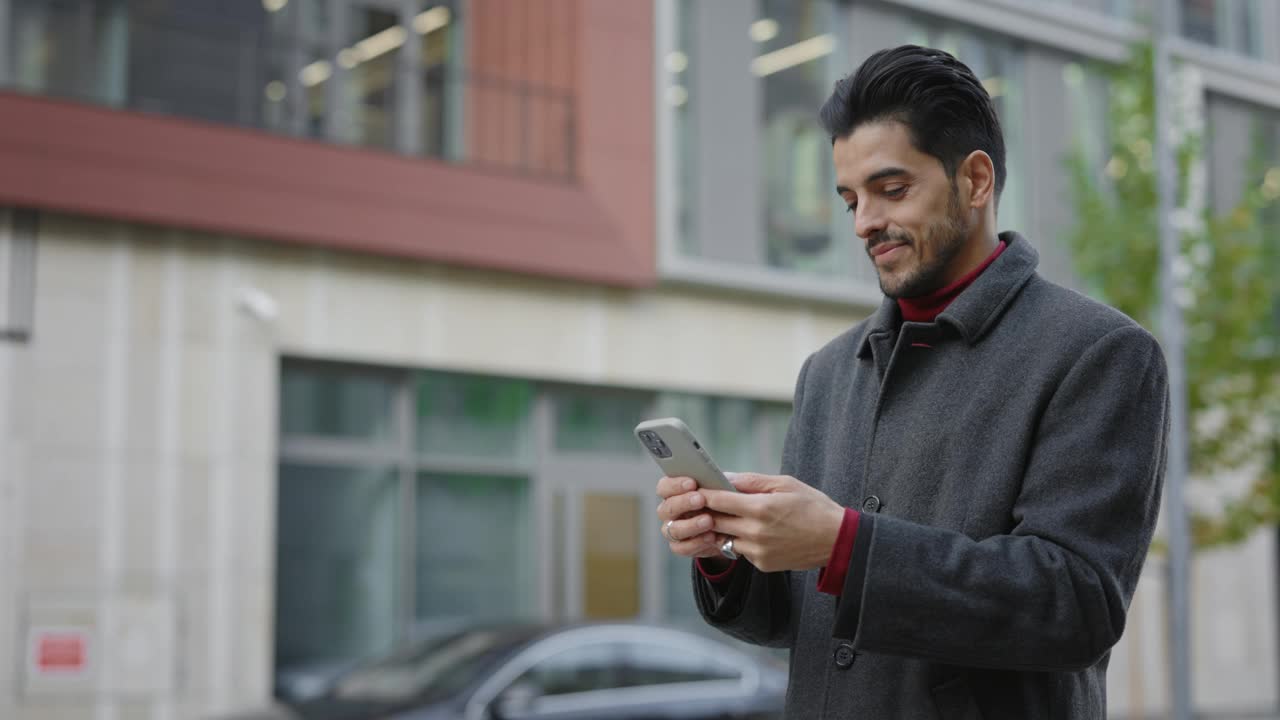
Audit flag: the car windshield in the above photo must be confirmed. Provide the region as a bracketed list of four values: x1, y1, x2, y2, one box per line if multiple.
[330, 626, 532, 705]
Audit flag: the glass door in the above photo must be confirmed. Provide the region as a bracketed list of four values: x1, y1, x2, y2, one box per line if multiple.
[535, 389, 664, 623]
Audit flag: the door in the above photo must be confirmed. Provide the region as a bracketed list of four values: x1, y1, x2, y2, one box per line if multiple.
[535, 390, 665, 623]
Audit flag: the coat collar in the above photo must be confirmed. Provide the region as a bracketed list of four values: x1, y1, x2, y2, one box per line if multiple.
[856, 231, 1039, 358]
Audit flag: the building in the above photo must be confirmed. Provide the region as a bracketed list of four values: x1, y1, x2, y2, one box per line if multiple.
[0, 0, 1275, 718]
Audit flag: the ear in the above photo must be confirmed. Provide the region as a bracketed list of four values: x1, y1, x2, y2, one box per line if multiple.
[958, 150, 996, 211]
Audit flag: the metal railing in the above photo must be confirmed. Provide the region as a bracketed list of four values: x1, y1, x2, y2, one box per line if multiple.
[1, 0, 575, 180]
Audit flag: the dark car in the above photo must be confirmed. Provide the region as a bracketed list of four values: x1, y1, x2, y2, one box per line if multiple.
[219, 621, 787, 720]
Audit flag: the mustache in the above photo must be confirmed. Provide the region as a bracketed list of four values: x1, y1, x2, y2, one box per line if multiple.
[866, 231, 913, 254]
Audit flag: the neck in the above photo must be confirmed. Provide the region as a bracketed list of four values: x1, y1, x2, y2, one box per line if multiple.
[937, 229, 1000, 289]
[898, 236, 1006, 323]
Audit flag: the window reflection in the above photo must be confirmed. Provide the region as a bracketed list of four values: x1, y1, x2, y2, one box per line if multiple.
[1179, 0, 1264, 59]
[416, 474, 536, 621]
[758, 0, 847, 276]
[275, 463, 400, 669]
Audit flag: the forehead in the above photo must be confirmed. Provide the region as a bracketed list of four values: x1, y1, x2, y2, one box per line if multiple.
[833, 120, 944, 187]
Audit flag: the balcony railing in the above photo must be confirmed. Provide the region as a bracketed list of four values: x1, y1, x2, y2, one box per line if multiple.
[1, 0, 575, 180]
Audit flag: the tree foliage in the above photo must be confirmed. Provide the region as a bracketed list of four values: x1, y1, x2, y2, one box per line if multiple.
[1064, 44, 1280, 548]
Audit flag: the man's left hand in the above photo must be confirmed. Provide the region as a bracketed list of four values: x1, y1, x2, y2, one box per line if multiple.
[701, 473, 846, 573]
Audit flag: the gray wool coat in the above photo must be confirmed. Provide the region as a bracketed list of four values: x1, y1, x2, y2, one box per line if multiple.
[694, 233, 1169, 719]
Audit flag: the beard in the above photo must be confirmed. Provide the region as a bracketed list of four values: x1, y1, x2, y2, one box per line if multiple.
[868, 189, 971, 299]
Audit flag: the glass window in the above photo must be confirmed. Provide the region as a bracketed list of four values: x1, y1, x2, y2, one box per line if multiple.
[275, 463, 400, 669]
[416, 371, 534, 462]
[664, 554, 700, 629]
[1063, 61, 1111, 180]
[415, 473, 536, 621]
[10, 0, 129, 104]
[671, 0, 699, 256]
[758, 402, 793, 472]
[341, 3, 402, 150]
[758, 0, 848, 277]
[1182, 0, 1219, 45]
[281, 363, 397, 443]
[422, 1, 459, 159]
[514, 643, 627, 696]
[553, 388, 652, 455]
[669, 0, 857, 281]
[1179, 0, 1264, 58]
[652, 394, 756, 472]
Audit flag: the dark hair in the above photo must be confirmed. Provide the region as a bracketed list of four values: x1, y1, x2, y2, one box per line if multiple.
[819, 45, 1006, 198]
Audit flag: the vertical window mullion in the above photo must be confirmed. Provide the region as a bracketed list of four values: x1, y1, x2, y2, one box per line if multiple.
[396, 370, 417, 638]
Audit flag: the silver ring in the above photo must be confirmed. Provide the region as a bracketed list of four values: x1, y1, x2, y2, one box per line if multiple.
[720, 538, 738, 560]
[663, 520, 676, 542]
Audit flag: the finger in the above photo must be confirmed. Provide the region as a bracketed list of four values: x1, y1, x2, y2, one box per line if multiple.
[669, 530, 721, 558]
[656, 489, 706, 522]
[709, 513, 755, 539]
[666, 513, 714, 542]
[656, 476, 698, 500]
[701, 487, 762, 518]
[728, 472, 789, 493]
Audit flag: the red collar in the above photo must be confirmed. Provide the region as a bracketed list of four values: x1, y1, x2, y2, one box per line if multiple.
[897, 241, 1007, 323]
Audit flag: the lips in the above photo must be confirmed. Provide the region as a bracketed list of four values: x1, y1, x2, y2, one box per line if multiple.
[871, 242, 908, 261]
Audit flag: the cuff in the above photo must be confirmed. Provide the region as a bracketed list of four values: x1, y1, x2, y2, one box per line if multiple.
[696, 557, 739, 584]
[817, 508, 861, 595]
[832, 512, 877, 641]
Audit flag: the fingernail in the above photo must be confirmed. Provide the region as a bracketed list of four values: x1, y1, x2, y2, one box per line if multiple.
[683, 479, 696, 491]
[697, 516, 711, 529]
[690, 493, 703, 508]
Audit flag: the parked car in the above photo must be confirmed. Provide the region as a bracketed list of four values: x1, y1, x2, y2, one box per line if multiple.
[218, 621, 787, 720]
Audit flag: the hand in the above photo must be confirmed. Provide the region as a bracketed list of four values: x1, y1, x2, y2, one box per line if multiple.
[655, 475, 728, 560]
[701, 473, 845, 573]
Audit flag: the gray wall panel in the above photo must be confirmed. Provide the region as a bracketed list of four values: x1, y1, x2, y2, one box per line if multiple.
[1023, 50, 1083, 289]
[692, 0, 762, 265]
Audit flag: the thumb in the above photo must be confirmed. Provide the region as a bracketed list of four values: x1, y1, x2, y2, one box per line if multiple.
[726, 472, 783, 493]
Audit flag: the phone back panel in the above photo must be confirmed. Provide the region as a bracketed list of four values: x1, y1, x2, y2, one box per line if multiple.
[634, 418, 736, 492]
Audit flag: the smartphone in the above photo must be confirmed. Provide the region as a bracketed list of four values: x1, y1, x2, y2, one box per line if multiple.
[634, 417, 738, 492]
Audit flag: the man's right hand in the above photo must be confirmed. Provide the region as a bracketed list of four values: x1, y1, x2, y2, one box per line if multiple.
[656, 475, 728, 564]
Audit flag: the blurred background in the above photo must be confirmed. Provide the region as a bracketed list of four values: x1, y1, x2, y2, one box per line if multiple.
[0, 0, 1276, 718]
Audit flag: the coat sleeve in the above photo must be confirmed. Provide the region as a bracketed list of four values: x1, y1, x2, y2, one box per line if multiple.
[833, 325, 1169, 671]
[691, 354, 815, 649]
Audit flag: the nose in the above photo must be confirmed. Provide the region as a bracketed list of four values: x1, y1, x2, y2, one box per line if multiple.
[853, 200, 887, 241]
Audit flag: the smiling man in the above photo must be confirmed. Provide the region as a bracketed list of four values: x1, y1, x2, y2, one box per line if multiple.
[655, 45, 1170, 718]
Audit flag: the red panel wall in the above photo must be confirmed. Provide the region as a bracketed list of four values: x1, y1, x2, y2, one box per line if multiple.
[0, 0, 655, 288]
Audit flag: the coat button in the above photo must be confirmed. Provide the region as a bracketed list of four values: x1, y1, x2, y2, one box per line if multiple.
[834, 643, 857, 668]
[861, 495, 881, 513]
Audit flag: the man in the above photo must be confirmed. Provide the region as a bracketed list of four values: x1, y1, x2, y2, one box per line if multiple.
[655, 45, 1169, 718]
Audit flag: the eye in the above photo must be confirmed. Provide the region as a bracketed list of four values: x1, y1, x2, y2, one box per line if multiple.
[844, 204, 857, 214]
[884, 186, 907, 198]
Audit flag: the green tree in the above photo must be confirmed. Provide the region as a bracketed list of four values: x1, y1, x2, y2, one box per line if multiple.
[1064, 44, 1280, 548]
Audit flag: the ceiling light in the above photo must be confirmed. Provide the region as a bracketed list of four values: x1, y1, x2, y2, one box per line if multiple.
[667, 85, 688, 107]
[264, 81, 287, 102]
[666, 51, 688, 73]
[983, 76, 1004, 98]
[337, 48, 359, 69]
[262, 0, 288, 12]
[750, 19, 779, 43]
[750, 34, 834, 77]
[300, 60, 332, 87]
[413, 6, 451, 34]
[351, 25, 407, 63]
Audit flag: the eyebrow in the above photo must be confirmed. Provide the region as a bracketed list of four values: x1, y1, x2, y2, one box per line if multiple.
[835, 167, 912, 195]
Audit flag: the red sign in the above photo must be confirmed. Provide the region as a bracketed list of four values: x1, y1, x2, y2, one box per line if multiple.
[35, 632, 86, 673]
